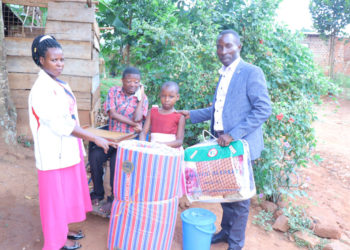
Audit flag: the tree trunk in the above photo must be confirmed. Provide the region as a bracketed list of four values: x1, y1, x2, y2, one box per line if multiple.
[328, 35, 336, 79]
[0, 2, 17, 144]
[125, 11, 133, 65]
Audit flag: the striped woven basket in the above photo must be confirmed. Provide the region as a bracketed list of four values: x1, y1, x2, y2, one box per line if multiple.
[113, 140, 183, 202]
[107, 197, 178, 250]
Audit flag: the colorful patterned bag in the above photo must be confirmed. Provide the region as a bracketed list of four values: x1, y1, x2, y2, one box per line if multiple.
[184, 138, 255, 202]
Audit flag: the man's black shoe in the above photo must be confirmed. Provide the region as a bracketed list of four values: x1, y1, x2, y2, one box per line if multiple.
[211, 230, 228, 244]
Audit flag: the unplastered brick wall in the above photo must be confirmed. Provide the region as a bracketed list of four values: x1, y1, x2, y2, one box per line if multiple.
[303, 33, 350, 76]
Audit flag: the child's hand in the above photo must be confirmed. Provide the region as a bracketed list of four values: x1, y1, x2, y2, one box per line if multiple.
[177, 110, 190, 119]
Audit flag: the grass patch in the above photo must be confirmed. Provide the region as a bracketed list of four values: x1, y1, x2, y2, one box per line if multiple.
[334, 73, 350, 99]
[252, 210, 273, 231]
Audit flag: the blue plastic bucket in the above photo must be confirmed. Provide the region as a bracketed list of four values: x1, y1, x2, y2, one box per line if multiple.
[181, 208, 216, 250]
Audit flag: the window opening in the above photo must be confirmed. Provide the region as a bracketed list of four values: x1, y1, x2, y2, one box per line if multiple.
[2, 3, 47, 38]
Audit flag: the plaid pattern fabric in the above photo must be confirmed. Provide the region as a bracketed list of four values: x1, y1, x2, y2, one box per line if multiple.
[184, 140, 255, 202]
[104, 86, 148, 133]
[196, 156, 242, 196]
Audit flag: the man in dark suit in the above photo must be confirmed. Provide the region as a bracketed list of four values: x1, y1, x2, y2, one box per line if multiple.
[182, 29, 271, 250]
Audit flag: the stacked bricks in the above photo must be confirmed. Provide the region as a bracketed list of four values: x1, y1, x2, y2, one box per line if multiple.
[303, 34, 350, 76]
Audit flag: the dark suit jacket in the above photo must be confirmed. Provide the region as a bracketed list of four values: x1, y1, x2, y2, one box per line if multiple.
[190, 59, 272, 160]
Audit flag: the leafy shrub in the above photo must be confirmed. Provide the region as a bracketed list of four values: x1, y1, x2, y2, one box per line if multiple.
[283, 204, 312, 233]
[100, 78, 122, 104]
[334, 73, 350, 99]
[252, 210, 273, 231]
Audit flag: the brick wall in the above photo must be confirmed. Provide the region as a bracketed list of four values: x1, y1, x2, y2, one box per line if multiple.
[303, 34, 350, 76]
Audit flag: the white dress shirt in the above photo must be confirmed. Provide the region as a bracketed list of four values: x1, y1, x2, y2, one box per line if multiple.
[214, 57, 241, 131]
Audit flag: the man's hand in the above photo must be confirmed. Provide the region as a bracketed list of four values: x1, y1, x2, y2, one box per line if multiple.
[133, 123, 142, 133]
[177, 110, 190, 119]
[217, 134, 233, 147]
[140, 84, 145, 97]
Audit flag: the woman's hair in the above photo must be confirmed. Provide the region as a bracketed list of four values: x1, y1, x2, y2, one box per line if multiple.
[122, 66, 141, 78]
[31, 35, 62, 67]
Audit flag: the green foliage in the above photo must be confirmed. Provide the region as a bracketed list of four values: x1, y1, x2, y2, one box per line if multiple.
[255, 91, 319, 202]
[283, 205, 322, 249]
[309, 0, 350, 36]
[252, 210, 273, 231]
[97, 0, 337, 200]
[309, 0, 350, 78]
[293, 232, 328, 250]
[283, 205, 312, 233]
[294, 236, 310, 248]
[333, 73, 350, 99]
[98, 0, 219, 145]
[314, 239, 330, 250]
[100, 78, 122, 103]
[334, 73, 350, 88]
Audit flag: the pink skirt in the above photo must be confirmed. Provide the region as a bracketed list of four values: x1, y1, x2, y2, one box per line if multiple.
[37, 140, 92, 250]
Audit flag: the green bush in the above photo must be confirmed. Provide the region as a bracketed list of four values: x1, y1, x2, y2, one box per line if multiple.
[100, 78, 122, 104]
[283, 204, 312, 233]
[334, 73, 350, 89]
[333, 73, 350, 99]
[252, 210, 273, 231]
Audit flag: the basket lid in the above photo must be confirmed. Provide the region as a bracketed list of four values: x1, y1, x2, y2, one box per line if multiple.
[118, 139, 182, 156]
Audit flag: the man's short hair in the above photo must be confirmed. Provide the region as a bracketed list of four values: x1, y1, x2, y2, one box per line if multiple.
[122, 66, 141, 78]
[218, 29, 241, 45]
[161, 81, 179, 93]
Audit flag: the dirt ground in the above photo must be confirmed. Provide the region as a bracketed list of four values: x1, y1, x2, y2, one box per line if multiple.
[0, 96, 349, 250]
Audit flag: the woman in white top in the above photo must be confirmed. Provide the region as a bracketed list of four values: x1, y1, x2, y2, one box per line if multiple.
[29, 35, 117, 250]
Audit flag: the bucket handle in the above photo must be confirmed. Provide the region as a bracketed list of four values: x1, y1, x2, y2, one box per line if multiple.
[195, 223, 216, 234]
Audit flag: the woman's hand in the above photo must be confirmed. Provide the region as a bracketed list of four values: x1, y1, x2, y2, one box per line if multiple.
[71, 126, 117, 154]
[94, 136, 117, 154]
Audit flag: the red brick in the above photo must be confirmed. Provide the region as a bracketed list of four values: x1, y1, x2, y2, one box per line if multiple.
[303, 34, 350, 76]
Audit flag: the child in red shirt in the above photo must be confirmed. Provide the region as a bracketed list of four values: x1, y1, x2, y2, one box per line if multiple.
[139, 81, 189, 207]
[139, 81, 185, 147]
